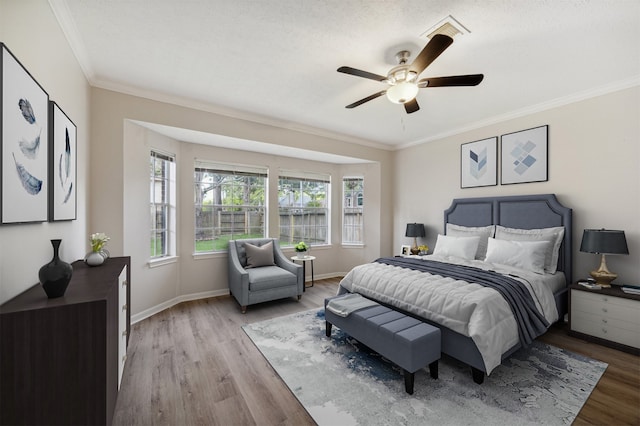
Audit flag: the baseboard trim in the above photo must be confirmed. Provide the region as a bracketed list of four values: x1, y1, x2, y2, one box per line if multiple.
[131, 273, 345, 324]
[131, 288, 229, 324]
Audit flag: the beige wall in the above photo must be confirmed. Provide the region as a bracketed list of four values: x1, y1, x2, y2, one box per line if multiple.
[0, 1, 91, 304]
[2, 0, 637, 319]
[394, 86, 640, 285]
[92, 88, 393, 319]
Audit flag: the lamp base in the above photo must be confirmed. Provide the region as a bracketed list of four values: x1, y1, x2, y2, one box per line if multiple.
[589, 270, 617, 288]
[410, 246, 420, 255]
[589, 253, 617, 288]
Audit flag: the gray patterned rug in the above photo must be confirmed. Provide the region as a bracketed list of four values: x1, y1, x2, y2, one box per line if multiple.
[243, 309, 607, 426]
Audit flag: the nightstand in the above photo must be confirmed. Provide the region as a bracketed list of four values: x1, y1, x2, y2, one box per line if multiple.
[569, 284, 640, 355]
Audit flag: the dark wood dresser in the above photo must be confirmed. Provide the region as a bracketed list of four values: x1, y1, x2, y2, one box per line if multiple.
[0, 257, 130, 425]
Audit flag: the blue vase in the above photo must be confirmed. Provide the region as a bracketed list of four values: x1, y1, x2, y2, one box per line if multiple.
[38, 239, 73, 298]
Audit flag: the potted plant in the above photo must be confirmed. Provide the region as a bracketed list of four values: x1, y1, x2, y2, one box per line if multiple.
[294, 241, 309, 258]
[85, 232, 110, 266]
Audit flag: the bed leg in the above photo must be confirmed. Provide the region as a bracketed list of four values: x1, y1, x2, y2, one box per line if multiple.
[325, 321, 332, 337]
[403, 369, 415, 395]
[471, 367, 485, 384]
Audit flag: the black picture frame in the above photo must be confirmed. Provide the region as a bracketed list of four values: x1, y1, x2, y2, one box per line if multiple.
[49, 101, 77, 221]
[500, 125, 549, 185]
[460, 137, 498, 188]
[1, 43, 50, 224]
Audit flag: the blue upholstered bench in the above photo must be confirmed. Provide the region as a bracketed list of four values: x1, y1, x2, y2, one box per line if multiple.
[324, 295, 441, 394]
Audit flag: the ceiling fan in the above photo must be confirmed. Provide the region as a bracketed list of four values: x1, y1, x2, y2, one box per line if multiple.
[337, 34, 484, 114]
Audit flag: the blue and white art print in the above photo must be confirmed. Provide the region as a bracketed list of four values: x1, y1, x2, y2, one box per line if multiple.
[1, 43, 49, 224]
[461, 137, 497, 188]
[49, 101, 76, 221]
[501, 125, 548, 185]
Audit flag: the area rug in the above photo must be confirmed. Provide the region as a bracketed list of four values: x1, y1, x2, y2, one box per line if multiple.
[243, 309, 607, 426]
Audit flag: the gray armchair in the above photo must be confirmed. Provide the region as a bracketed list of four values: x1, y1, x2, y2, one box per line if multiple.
[228, 238, 303, 313]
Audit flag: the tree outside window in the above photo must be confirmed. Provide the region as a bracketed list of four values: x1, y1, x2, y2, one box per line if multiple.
[278, 173, 329, 246]
[194, 163, 266, 252]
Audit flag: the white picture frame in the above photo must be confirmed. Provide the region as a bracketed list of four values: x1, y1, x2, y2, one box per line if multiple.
[400, 245, 411, 256]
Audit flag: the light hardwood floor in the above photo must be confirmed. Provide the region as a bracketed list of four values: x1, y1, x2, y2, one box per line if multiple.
[113, 278, 640, 425]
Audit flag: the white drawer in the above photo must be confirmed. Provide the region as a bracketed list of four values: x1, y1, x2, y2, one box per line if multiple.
[571, 311, 640, 348]
[571, 290, 640, 324]
[118, 267, 128, 389]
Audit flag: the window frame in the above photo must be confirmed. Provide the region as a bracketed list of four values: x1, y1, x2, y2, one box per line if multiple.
[342, 176, 364, 245]
[149, 150, 176, 260]
[278, 171, 330, 247]
[194, 161, 267, 254]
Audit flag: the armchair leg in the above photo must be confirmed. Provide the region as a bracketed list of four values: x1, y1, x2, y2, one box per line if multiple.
[297, 295, 301, 300]
[241, 305, 247, 314]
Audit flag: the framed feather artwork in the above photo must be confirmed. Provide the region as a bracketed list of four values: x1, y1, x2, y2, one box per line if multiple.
[49, 101, 76, 221]
[1, 43, 49, 224]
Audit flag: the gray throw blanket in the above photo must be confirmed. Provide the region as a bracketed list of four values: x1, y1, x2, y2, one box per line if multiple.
[375, 257, 549, 346]
[326, 293, 379, 317]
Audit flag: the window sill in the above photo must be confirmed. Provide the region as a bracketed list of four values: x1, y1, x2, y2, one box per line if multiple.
[148, 256, 179, 268]
[192, 251, 227, 260]
[341, 243, 365, 248]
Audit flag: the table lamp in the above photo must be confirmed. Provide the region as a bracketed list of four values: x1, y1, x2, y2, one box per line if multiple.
[580, 229, 629, 287]
[406, 223, 425, 255]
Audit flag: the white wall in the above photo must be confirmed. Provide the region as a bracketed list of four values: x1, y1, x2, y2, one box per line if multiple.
[92, 89, 393, 319]
[394, 86, 640, 285]
[0, 1, 90, 304]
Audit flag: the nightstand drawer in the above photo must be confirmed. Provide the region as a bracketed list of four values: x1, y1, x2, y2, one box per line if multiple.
[571, 311, 640, 348]
[571, 290, 640, 323]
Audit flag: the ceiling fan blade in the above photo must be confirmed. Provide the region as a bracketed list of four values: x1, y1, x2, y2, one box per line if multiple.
[337, 66, 387, 82]
[404, 99, 420, 114]
[409, 34, 454, 75]
[345, 91, 387, 109]
[418, 74, 484, 88]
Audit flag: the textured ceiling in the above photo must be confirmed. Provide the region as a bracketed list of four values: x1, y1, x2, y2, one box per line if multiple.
[52, 0, 640, 151]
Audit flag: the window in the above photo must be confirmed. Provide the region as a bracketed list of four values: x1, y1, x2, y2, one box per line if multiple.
[150, 150, 176, 258]
[194, 161, 267, 253]
[343, 177, 364, 244]
[278, 171, 330, 246]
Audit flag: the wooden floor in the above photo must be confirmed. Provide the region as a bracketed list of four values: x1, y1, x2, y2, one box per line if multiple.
[113, 278, 640, 426]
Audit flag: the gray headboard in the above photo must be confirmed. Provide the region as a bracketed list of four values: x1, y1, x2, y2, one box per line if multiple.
[444, 194, 573, 284]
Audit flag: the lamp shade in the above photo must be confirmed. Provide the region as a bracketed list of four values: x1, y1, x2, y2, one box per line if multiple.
[405, 223, 426, 238]
[580, 229, 629, 255]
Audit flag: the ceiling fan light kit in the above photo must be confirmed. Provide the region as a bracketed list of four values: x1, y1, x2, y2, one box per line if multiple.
[386, 81, 419, 104]
[338, 33, 483, 114]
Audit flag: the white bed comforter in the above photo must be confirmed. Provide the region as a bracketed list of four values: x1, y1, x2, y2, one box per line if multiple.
[339, 255, 563, 374]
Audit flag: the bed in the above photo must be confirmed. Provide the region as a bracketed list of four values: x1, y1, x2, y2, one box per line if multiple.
[338, 194, 572, 384]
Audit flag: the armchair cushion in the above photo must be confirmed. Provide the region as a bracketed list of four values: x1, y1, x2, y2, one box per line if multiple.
[247, 266, 297, 291]
[244, 241, 276, 268]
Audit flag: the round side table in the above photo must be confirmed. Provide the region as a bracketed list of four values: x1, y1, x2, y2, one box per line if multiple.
[291, 255, 316, 291]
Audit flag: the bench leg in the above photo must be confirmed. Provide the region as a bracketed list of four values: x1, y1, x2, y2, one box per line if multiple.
[429, 361, 438, 379]
[325, 321, 332, 337]
[471, 367, 485, 384]
[403, 369, 414, 395]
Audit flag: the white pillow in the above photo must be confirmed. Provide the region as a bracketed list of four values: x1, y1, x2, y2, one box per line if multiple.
[432, 234, 481, 260]
[494, 225, 565, 273]
[446, 224, 495, 260]
[484, 238, 550, 274]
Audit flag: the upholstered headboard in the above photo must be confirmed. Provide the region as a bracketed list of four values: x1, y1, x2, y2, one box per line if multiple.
[444, 194, 573, 284]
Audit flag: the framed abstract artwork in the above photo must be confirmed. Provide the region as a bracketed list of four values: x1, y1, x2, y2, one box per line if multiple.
[460, 137, 497, 188]
[501, 125, 548, 185]
[49, 101, 77, 221]
[1, 43, 49, 224]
